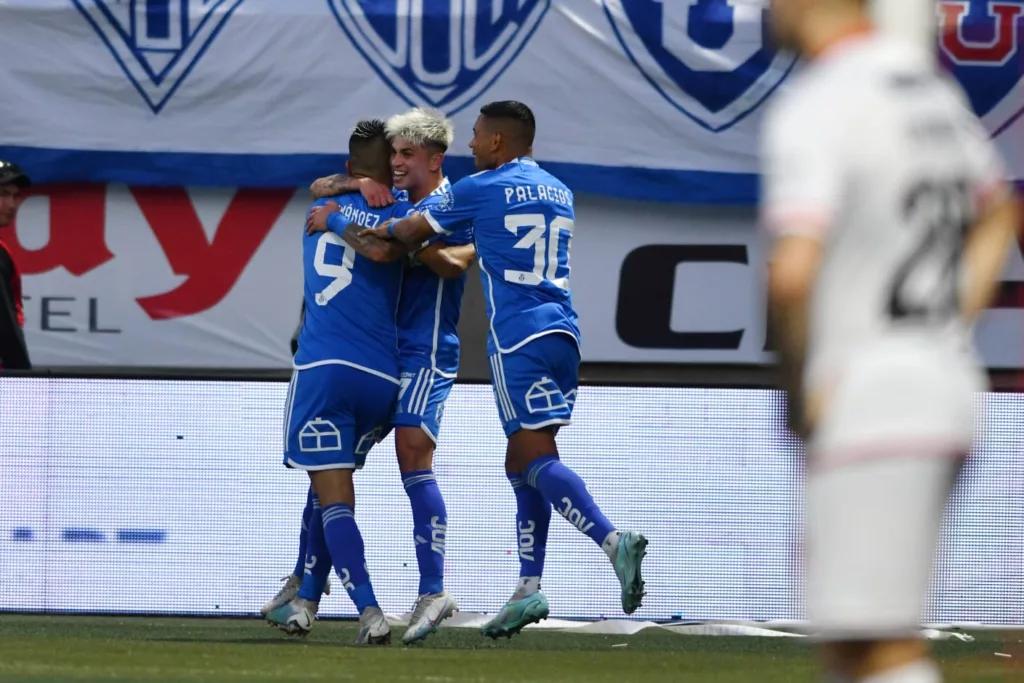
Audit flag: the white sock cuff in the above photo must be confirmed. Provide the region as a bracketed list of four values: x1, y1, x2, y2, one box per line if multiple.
[601, 530, 622, 561]
[514, 576, 541, 598]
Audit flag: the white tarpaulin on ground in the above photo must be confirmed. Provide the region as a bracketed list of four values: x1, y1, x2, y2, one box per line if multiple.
[381, 612, 982, 641]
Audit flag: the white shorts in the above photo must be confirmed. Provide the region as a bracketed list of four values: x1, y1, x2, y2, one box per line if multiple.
[804, 337, 979, 640]
[805, 455, 963, 640]
[808, 337, 983, 467]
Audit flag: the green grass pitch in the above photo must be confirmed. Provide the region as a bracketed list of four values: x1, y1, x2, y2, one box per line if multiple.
[0, 615, 1020, 682]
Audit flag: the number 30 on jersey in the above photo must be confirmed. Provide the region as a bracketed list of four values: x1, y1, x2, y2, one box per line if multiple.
[504, 214, 574, 290]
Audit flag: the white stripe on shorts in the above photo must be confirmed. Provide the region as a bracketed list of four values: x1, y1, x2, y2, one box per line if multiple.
[489, 354, 517, 421]
[283, 369, 298, 452]
[414, 370, 435, 417]
[496, 353, 517, 420]
[407, 368, 427, 416]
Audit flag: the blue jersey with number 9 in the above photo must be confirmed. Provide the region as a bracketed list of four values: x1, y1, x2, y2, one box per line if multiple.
[294, 194, 415, 379]
[421, 157, 581, 356]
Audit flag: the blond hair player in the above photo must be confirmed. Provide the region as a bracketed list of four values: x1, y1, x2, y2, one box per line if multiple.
[762, 0, 1022, 682]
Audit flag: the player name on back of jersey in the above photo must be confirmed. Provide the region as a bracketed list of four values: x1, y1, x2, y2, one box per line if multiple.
[335, 202, 383, 229]
[504, 184, 572, 207]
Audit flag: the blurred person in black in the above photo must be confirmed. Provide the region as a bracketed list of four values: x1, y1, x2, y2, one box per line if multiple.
[0, 160, 31, 370]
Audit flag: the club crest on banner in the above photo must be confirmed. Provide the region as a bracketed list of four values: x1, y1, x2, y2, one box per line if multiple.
[939, 0, 1024, 137]
[72, 0, 245, 114]
[604, 0, 796, 132]
[327, 0, 549, 115]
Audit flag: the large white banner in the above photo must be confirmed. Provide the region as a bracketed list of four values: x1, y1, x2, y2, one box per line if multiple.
[1, 379, 1021, 624]
[0, 1, 1020, 204]
[4, 185, 1024, 369]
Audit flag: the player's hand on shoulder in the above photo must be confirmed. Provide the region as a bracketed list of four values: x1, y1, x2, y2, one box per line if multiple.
[306, 201, 340, 235]
[357, 177, 395, 208]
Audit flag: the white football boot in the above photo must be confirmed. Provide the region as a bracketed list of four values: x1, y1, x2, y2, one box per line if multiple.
[402, 592, 458, 645]
[354, 606, 392, 646]
[265, 597, 318, 637]
[260, 573, 331, 616]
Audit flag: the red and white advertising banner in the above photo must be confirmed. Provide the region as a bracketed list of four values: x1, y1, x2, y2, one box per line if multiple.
[3, 185, 1024, 369]
[4, 185, 302, 368]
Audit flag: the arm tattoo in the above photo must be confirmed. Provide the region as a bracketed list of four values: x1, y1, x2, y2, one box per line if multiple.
[323, 174, 355, 196]
[340, 222, 399, 260]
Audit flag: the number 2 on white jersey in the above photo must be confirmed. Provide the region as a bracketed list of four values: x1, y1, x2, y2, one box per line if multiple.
[313, 231, 356, 306]
[503, 214, 573, 290]
[887, 178, 970, 322]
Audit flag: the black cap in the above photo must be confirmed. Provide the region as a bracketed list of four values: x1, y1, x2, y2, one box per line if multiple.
[0, 160, 31, 189]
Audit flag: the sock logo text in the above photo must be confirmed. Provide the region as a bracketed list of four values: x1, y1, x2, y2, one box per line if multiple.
[518, 520, 536, 561]
[556, 497, 595, 534]
[430, 516, 447, 557]
[338, 567, 356, 592]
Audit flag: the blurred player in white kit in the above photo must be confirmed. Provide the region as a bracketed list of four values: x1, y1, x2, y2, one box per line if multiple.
[762, 0, 1022, 681]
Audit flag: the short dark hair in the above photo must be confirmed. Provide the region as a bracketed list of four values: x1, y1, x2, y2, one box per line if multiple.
[348, 118, 391, 179]
[479, 100, 536, 147]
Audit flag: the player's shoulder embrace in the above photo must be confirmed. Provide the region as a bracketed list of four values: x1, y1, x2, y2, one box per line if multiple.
[304, 196, 335, 221]
[390, 198, 416, 219]
[307, 196, 334, 211]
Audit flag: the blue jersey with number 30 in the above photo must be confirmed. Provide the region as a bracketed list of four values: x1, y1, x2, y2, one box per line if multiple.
[422, 157, 580, 355]
[294, 194, 415, 378]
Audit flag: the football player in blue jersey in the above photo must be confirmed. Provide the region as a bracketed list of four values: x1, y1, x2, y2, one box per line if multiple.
[288, 108, 476, 645]
[259, 303, 334, 620]
[377, 109, 475, 644]
[361, 101, 649, 639]
[265, 119, 415, 646]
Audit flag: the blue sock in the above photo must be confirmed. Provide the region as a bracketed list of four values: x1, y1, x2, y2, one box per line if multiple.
[509, 473, 550, 580]
[524, 455, 617, 549]
[292, 487, 314, 578]
[321, 503, 379, 613]
[402, 470, 447, 596]
[298, 494, 331, 601]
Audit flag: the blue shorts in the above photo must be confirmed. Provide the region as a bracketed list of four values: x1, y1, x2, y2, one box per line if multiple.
[488, 333, 580, 438]
[283, 364, 399, 470]
[392, 366, 455, 443]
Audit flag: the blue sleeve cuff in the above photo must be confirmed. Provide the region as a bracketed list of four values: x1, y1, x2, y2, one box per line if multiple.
[325, 211, 345, 234]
